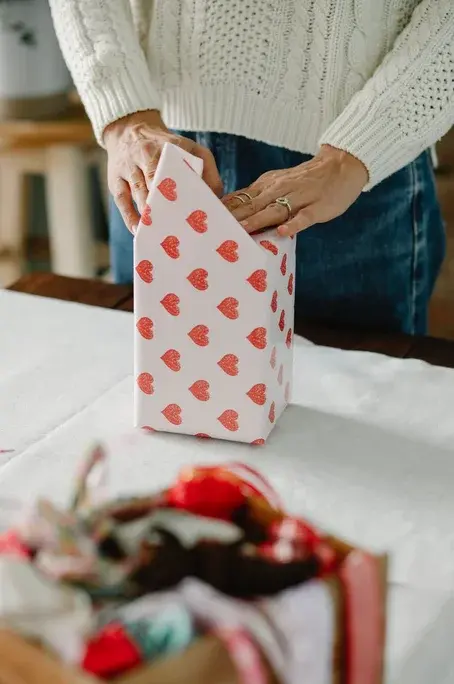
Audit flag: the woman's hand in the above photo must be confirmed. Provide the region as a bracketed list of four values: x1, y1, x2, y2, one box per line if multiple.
[104, 110, 223, 233]
[222, 145, 369, 237]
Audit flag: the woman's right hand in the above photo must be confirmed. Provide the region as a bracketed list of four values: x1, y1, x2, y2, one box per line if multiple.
[104, 110, 223, 233]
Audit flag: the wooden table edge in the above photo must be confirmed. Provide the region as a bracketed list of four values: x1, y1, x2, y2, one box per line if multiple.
[7, 273, 454, 369]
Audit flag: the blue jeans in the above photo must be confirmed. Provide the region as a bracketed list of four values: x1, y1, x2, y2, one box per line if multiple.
[109, 133, 445, 334]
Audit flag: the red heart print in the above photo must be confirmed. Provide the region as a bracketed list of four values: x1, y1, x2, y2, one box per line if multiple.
[218, 354, 239, 376]
[251, 438, 266, 446]
[161, 293, 180, 316]
[189, 380, 210, 401]
[136, 260, 153, 284]
[161, 349, 181, 372]
[216, 240, 239, 263]
[183, 158, 194, 171]
[269, 401, 276, 424]
[247, 269, 267, 292]
[195, 433, 211, 439]
[247, 327, 267, 350]
[288, 273, 294, 295]
[140, 204, 152, 226]
[286, 328, 293, 348]
[271, 290, 278, 313]
[187, 268, 208, 291]
[137, 372, 154, 395]
[188, 324, 209, 346]
[162, 403, 182, 425]
[247, 383, 267, 406]
[278, 364, 284, 386]
[279, 310, 286, 332]
[161, 236, 180, 259]
[284, 382, 291, 402]
[142, 426, 156, 433]
[186, 209, 208, 234]
[136, 317, 153, 340]
[217, 297, 239, 320]
[280, 254, 287, 276]
[270, 346, 277, 369]
[158, 178, 177, 201]
[218, 409, 239, 432]
[260, 240, 278, 255]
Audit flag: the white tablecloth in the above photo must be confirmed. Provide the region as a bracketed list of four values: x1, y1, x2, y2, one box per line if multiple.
[1, 290, 454, 683]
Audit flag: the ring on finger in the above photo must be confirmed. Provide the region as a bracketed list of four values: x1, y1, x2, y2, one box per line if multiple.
[233, 191, 253, 203]
[271, 196, 292, 221]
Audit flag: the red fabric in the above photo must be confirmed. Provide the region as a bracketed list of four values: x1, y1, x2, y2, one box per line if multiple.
[82, 623, 142, 679]
[258, 517, 321, 563]
[0, 530, 31, 559]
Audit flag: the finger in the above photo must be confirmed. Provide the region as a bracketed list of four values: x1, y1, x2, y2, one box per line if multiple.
[195, 145, 224, 197]
[229, 187, 277, 222]
[113, 178, 140, 234]
[143, 153, 160, 187]
[277, 204, 319, 237]
[129, 167, 148, 214]
[241, 199, 291, 234]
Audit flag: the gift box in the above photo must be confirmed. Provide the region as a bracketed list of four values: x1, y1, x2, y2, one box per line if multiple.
[134, 143, 296, 443]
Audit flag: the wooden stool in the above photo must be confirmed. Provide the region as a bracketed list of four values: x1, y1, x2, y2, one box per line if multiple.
[0, 102, 107, 281]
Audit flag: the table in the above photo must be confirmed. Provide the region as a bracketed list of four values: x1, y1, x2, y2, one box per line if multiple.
[9, 272, 454, 368]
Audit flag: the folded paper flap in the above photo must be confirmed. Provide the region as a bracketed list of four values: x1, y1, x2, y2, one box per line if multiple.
[136, 142, 265, 263]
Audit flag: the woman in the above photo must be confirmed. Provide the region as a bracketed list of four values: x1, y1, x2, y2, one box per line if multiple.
[49, 1, 453, 334]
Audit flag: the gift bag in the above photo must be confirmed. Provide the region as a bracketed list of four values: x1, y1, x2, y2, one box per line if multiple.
[134, 143, 296, 443]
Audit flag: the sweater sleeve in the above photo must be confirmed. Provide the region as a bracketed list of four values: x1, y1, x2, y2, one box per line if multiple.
[319, 0, 454, 189]
[48, 0, 160, 144]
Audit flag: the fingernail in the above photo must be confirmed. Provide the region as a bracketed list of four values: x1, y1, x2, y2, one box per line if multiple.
[277, 224, 288, 236]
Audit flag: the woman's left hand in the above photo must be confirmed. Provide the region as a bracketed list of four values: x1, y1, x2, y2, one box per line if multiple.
[222, 145, 369, 237]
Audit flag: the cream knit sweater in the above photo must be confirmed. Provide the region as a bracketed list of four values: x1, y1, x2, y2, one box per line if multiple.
[49, 0, 454, 188]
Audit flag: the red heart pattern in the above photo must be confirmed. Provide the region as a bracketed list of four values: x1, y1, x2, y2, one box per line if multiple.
[247, 327, 267, 350]
[142, 426, 156, 433]
[137, 372, 154, 395]
[136, 260, 153, 284]
[217, 297, 239, 320]
[136, 155, 296, 440]
[247, 269, 267, 293]
[216, 240, 239, 263]
[161, 293, 180, 316]
[186, 209, 208, 234]
[162, 403, 182, 425]
[141, 204, 152, 226]
[158, 178, 177, 201]
[280, 254, 287, 276]
[279, 310, 286, 332]
[260, 240, 278, 255]
[218, 354, 239, 376]
[189, 380, 210, 401]
[218, 409, 239, 432]
[187, 268, 208, 291]
[188, 324, 209, 346]
[161, 349, 181, 372]
[136, 317, 153, 340]
[278, 364, 284, 386]
[247, 383, 267, 406]
[161, 236, 180, 259]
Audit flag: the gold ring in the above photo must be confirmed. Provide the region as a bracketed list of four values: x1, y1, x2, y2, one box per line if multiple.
[234, 191, 253, 203]
[273, 196, 292, 220]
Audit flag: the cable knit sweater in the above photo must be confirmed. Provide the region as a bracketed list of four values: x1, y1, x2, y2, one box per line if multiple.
[49, 0, 454, 188]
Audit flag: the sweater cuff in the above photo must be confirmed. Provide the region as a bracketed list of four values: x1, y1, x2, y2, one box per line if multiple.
[319, 97, 405, 190]
[82, 66, 161, 146]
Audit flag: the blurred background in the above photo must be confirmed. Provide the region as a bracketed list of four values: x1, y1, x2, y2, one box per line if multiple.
[0, 0, 453, 338]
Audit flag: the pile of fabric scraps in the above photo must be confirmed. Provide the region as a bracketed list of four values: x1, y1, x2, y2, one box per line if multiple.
[0, 445, 380, 684]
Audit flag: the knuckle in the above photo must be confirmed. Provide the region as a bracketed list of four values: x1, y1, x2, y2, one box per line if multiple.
[114, 189, 128, 203]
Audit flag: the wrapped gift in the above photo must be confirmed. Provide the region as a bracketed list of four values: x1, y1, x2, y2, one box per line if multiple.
[134, 143, 296, 443]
